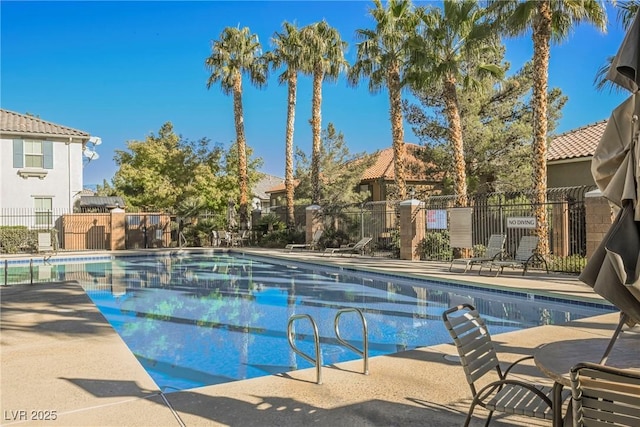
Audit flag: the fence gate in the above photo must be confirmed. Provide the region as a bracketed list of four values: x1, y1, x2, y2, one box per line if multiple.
[61, 213, 111, 250]
[125, 213, 171, 249]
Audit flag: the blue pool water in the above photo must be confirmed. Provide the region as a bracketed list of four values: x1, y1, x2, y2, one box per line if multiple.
[6, 253, 615, 392]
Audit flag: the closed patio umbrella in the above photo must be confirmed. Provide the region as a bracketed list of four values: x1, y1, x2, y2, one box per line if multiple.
[227, 199, 238, 230]
[580, 12, 640, 348]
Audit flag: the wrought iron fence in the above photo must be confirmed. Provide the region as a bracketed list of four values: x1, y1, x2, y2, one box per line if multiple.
[420, 186, 595, 273]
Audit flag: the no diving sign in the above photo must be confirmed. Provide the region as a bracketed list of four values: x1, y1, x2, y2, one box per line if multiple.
[506, 217, 536, 229]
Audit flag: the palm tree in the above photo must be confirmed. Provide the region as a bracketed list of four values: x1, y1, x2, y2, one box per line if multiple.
[408, 1, 503, 208]
[300, 20, 348, 204]
[349, 0, 419, 201]
[268, 21, 305, 228]
[205, 26, 267, 229]
[489, 0, 607, 256]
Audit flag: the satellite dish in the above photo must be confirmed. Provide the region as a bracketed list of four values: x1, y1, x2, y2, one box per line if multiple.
[88, 136, 102, 146]
[83, 148, 99, 160]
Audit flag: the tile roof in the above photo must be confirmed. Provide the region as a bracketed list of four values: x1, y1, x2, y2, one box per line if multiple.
[253, 173, 284, 199]
[361, 143, 428, 181]
[547, 120, 606, 162]
[265, 143, 436, 193]
[0, 109, 90, 139]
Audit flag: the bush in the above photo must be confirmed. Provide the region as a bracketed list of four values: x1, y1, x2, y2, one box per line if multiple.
[258, 229, 304, 248]
[0, 226, 33, 254]
[318, 228, 351, 249]
[416, 230, 452, 261]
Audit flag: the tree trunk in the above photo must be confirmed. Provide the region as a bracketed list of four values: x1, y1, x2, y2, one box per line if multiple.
[311, 63, 323, 205]
[532, 1, 551, 256]
[285, 73, 297, 228]
[233, 73, 249, 229]
[443, 76, 468, 207]
[387, 63, 407, 200]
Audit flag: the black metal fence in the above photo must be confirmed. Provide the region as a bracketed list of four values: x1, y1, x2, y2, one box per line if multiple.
[334, 186, 594, 274]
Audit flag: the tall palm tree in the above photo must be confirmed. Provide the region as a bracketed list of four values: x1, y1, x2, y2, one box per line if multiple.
[489, 0, 607, 256]
[205, 26, 267, 229]
[268, 21, 305, 228]
[349, 0, 419, 201]
[300, 20, 348, 204]
[409, 1, 503, 208]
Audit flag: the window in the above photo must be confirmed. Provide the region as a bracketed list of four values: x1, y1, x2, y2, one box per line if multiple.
[34, 197, 52, 227]
[25, 140, 44, 168]
[13, 139, 53, 170]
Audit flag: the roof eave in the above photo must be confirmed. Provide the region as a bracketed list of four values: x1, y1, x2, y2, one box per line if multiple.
[547, 156, 592, 165]
[0, 131, 90, 143]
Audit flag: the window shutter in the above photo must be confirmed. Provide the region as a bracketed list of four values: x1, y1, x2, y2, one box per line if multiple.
[13, 139, 23, 168]
[43, 141, 53, 169]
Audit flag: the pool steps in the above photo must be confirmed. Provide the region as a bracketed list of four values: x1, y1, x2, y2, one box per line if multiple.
[287, 308, 369, 385]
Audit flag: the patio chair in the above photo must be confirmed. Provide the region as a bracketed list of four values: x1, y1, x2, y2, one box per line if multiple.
[449, 234, 506, 273]
[442, 303, 569, 426]
[323, 237, 372, 257]
[37, 232, 56, 254]
[285, 229, 323, 252]
[479, 235, 548, 276]
[570, 362, 640, 427]
[216, 230, 231, 247]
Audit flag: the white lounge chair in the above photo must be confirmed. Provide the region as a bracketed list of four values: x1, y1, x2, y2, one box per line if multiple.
[323, 237, 372, 257]
[449, 234, 506, 273]
[285, 229, 323, 252]
[480, 235, 548, 276]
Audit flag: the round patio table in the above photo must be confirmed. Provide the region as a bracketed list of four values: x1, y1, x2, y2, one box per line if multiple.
[534, 334, 640, 427]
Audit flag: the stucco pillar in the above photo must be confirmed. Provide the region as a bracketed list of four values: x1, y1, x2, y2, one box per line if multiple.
[399, 199, 425, 261]
[305, 205, 322, 243]
[584, 190, 614, 260]
[110, 208, 126, 250]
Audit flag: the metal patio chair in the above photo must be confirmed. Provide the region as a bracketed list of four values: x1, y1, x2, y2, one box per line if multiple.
[442, 303, 569, 426]
[570, 362, 640, 427]
[323, 236, 372, 257]
[449, 234, 506, 273]
[480, 235, 548, 276]
[285, 229, 323, 252]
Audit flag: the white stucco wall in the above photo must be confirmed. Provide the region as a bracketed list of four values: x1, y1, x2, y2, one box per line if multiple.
[1, 138, 84, 212]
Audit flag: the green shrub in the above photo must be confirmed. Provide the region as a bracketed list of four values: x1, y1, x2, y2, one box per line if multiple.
[416, 230, 452, 261]
[258, 229, 303, 248]
[0, 226, 33, 254]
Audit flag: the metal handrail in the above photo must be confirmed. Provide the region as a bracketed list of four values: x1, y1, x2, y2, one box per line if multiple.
[334, 308, 369, 375]
[287, 314, 322, 384]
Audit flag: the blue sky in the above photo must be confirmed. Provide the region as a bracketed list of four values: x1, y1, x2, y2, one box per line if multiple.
[1, 1, 632, 188]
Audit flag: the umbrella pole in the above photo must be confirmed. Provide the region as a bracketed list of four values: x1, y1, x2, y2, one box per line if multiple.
[599, 312, 628, 365]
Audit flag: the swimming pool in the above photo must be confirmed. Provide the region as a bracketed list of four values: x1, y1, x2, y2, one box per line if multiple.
[1, 252, 616, 392]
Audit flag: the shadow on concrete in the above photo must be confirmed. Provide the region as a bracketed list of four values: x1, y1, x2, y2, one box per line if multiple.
[0, 281, 114, 337]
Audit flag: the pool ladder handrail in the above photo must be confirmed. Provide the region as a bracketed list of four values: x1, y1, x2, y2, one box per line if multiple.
[287, 308, 369, 384]
[287, 314, 322, 384]
[334, 308, 369, 375]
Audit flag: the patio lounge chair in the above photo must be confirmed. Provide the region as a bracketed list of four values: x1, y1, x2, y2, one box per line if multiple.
[285, 229, 323, 252]
[479, 235, 548, 276]
[570, 362, 640, 427]
[449, 234, 506, 273]
[323, 236, 372, 257]
[442, 303, 569, 427]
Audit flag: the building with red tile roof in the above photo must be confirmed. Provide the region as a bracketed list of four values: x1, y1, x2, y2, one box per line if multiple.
[265, 143, 442, 205]
[547, 120, 605, 188]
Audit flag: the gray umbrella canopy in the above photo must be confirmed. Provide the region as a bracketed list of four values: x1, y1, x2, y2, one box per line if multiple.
[580, 13, 640, 325]
[605, 11, 640, 93]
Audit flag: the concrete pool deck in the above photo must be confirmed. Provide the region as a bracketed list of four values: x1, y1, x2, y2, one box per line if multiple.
[0, 249, 634, 426]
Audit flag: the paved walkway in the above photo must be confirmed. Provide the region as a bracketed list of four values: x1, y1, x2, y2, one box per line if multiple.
[0, 249, 631, 426]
